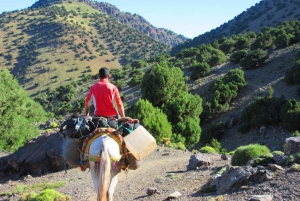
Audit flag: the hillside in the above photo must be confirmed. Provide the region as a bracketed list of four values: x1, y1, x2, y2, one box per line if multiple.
[173, 0, 300, 53]
[31, 0, 189, 46]
[2, 1, 300, 199]
[0, 0, 170, 97]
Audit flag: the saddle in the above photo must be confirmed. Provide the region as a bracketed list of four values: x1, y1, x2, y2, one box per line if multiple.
[79, 127, 133, 172]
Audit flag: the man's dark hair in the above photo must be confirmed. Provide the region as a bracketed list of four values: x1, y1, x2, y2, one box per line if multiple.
[99, 67, 110, 79]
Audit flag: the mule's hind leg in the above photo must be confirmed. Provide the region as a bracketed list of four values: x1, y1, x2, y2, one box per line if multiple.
[90, 161, 100, 195]
[107, 162, 121, 201]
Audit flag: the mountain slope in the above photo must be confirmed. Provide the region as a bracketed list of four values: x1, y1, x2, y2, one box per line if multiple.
[31, 0, 189, 46]
[0, 0, 170, 97]
[173, 0, 300, 53]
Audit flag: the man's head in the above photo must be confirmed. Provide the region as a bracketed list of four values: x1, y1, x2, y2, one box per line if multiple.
[99, 67, 110, 79]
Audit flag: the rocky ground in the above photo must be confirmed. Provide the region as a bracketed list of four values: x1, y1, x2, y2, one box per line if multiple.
[1, 45, 300, 201]
[1, 142, 300, 201]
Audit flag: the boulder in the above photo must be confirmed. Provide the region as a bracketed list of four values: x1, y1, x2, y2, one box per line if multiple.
[186, 153, 211, 170]
[272, 154, 288, 166]
[211, 166, 252, 194]
[0, 132, 65, 177]
[284, 137, 300, 155]
[208, 165, 274, 194]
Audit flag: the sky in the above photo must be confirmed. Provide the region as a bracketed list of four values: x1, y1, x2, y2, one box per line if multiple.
[0, 0, 262, 38]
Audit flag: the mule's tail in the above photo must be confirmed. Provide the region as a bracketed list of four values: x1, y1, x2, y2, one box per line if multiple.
[97, 142, 111, 201]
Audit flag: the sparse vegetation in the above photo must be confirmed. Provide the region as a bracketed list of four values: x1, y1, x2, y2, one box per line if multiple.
[199, 146, 216, 153]
[231, 144, 271, 166]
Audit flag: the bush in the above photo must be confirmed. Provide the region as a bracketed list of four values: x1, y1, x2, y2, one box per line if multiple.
[248, 155, 275, 167]
[292, 130, 300, 137]
[200, 121, 224, 143]
[287, 153, 300, 165]
[190, 62, 210, 80]
[231, 144, 271, 166]
[230, 50, 248, 64]
[0, 69, 48, 152]
[141, 61, 187, 107]
[239, 49, 268, 69]
[207, 138, 226, 153]
[172, 116, 201, 148]
[170, 142, 186, 150]
[272, 150, 284, 155]
[284, 60, 300, 84]
[280, 99, 300, 131]
[202, 69, 246, 120]
[240, 96, 286, 128]
[20, 189, 70, 201]
[199, 146, 216, 153]
[126, 99, 172, 144]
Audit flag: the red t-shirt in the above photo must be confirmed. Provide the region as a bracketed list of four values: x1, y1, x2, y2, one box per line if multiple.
[84, 79, 122, 117]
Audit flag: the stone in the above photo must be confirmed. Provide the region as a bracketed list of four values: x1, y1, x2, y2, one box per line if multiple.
[249, 194, 273, 201]
[186, 153, 211, 170]
[284, 137, 300, 155]
[272, 154, 288, 166]
[167, 191, 181, 199]
[211, 166, 253, 194]
[258, 170, 273, 182]
[267, 164, 283, 172]
[146, 187, 159, 196]
[221, 154, 228, 160]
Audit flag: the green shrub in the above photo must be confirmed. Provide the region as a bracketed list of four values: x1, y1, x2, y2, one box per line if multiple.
[207, 138, 226, 153]
[230, 50, 248, 64]
[292, 130, 300, 137]
[231, 144, 271, 166]
[170, 142, 186, 150]
[0, 69, 48, 152]
[272, 150, 284, 155]
[190, 62, 210, 80]
[202, 69, 246, 120]
[287, 153, 300, 165]
[280, 99, 300, 131]
[200, 121, 224, 143]
[172, 116, 201, 148]
[199, 146, 216, 153]
[20, 189, 70, 201]
[51, 122, 58, 128]
[141, 61, 187, 107]
[240, 96, 286, 128]
[248, 155, 275, 167]
[284, 60, 300, 84]
[239, 49, 268, 69]
[126, 99, 172, 144]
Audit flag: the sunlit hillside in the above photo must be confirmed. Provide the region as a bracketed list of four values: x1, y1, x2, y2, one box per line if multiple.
[0, 0, 170, 96]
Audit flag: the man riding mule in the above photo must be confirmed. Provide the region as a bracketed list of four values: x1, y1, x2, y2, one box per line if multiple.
[61, 116, 140, 201]
[84, 67, 125, 119]
[61, 67, 141, 200]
